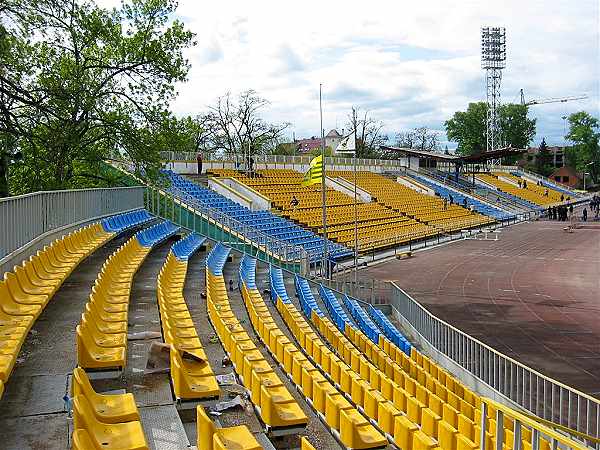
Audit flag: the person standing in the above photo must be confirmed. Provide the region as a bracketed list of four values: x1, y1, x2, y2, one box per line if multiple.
[583, 208, 588, 222]
[196, 152, 203, 175]
[569, 204, 574, 220]
[443, 197, 448, 210]
[449, 194, 454, 205]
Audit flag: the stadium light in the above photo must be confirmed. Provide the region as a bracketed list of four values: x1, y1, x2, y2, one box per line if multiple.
[481, 27, 506, 160]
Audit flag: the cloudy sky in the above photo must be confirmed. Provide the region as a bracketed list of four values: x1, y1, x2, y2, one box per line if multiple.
[102, 0, 598, 149]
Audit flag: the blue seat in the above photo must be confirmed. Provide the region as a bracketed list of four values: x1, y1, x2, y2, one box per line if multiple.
[367, 305, 412, 355]
[318, 285, 355, 331]
[101, 209, 153, 233]
[295, 275, 324, 317]
[172, 233, 206, 260]
[135, 221, 179, 248]
[206, 243, 231, 276]
[343, 295, 381, 344]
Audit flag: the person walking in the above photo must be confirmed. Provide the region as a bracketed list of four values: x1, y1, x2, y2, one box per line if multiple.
[196, 152, 203, 175]
[443, 197, 448, 210]
[583, 208, 588, 222]
[518, 180, 522, 188]
[462, 197, 467, 208]
[569, 204, 574, 221]
[560, 194, 564, 202]
[449, 194, 454, 205]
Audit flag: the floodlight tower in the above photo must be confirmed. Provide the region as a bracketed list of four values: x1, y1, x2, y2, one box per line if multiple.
[481, 27, 506, 159]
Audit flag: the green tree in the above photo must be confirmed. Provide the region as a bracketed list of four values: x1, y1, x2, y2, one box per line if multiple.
[445, 102, 536, 156]
[565, 111, 600, 184]
[535, 138, 553, 176]
[0, 0, 194, 195]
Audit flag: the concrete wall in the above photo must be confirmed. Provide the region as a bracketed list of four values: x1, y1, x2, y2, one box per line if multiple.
[396, 176, 434, 195]
[207, 178, 258, 210]
[326, 177, 373, 202]
[219, 178, 272, 210]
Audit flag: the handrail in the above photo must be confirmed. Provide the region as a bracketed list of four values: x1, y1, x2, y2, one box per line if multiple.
[390, 281, 600, 443]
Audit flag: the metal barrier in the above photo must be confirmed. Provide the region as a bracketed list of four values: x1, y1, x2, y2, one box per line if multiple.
[0, 187, 145, 260]
[390, 283, 600, 444]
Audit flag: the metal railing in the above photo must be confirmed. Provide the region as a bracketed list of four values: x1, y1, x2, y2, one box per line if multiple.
[145, 185, 312, 275]
[390, 283, 600, 444]
[160, 151, 407, 170]
[0, 187, 145, 260]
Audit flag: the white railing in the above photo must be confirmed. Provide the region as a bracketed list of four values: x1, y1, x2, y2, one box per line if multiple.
[390, 283, 600, 445]
[0, 187, 145, 260]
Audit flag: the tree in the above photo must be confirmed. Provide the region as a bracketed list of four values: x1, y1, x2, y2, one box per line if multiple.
[535, 138, 553, 176]
[394, 127, 440, 151]
[445, 102, 536, 156]
[205, 90, 289, 158]
[565, 111, 600, 184]
[0, 0, 194, 195]
[346, 108, 388, 158]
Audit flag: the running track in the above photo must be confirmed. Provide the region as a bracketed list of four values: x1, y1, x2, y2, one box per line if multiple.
[359, 219, 600, 398]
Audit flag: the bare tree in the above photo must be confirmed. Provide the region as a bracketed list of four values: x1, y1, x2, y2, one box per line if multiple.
[205, 90, 289, 157]
[394, 127, 440, 151]
[346, 108, 388, 158]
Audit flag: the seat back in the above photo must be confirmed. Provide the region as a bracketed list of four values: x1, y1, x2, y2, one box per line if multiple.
[72, 367, 96, 399]
[196, 405, 216, 450]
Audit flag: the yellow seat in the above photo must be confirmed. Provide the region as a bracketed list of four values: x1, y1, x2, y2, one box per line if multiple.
[72, 367, 140, 423]
[394, 415, 419, 450]
[73, 395, 148, 450]
[72, 429, 95, 450]
[301, 437, 316, 450]
[170, 347, 220, 399]
[197, 405, 261, 450]
[77, 325, 126, 369]
[340, 408, 387, 449]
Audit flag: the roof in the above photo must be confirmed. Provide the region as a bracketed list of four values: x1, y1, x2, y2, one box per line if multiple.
[295, 138, 322, 153]
[381, 146, 527, 164]
[326, 129, 342, 138]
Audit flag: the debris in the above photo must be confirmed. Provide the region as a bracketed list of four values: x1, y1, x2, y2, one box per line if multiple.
[209, 335, 219, 344]
[200, 291, 207, 298]
[209, 411, 222, 417]
[221, 355, 231, 367]
[181, 350, 206, 363]
[216, 372, 236, 386]
[145, 342, 170, 374]
[213, 395, 244, 412]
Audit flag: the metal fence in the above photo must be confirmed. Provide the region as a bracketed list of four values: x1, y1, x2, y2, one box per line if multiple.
[390, 284, 600, 444]
[0, 187, 145, 260]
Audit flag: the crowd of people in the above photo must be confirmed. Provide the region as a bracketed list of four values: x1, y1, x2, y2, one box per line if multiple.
[547, 204, 573, 221]
[589, 194, 600, 219]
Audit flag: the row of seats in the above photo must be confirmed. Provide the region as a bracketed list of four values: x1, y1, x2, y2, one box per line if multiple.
[197, 405, 261, 450]
[205, 244, 308, 431]
[76, 221, 179, 369]
[409, 174, 511, 220]
[101, 209, 153, 233]
[240, 255, 386, 448]
[0, 222, 116, 398]
[157, 233, 220, 400]
[301, 281, 495, 450]
[367, 304, 412, 355]
[71, 367, 148, 449]
[165, 170, 352, 262]
[332, 171, 494, 233]
[475, 174, 556, 207]
[343, 295, 382, 344]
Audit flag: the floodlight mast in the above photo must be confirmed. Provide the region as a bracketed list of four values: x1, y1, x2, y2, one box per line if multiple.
[481, 27, 506, 165]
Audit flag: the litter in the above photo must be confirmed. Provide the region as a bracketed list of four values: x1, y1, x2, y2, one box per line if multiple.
[213, 395, 244, 412]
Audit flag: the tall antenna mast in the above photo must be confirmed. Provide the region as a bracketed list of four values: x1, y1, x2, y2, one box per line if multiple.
[481, 27, 506, 163]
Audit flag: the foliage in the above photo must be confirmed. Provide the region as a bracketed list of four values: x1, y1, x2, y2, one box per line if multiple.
[565, 111, 600, 184]
[445, 102, 536, 157]
[309, 146, 332, 157]
[345, 108, 388, 158]
[272, 142, 299, 156]
[535, 138, 553, 177]
[0, 0, 194, 195]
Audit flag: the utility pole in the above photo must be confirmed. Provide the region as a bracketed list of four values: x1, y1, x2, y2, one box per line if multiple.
[352, 107, 358, 285]
[319, 84, 328, 278]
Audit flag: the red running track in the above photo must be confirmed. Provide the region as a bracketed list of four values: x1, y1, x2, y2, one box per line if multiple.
[359, 219, 600, 398]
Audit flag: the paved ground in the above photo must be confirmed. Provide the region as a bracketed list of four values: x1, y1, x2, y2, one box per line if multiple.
[359, 217, 600, 398]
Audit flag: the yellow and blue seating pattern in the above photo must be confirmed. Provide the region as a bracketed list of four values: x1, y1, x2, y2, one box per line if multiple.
[157, 233, 220, 400]
[76, 220, 179, 370]
[239, 254, 387, 449]
[0, 213, 152, 399]
[206, 243, 309, 431]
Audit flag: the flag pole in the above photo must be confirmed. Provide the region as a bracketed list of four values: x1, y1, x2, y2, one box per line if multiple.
[352, 107, 358, 285]
[319, 84, 328, 278]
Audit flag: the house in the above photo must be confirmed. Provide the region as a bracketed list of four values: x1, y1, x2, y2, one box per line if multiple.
[522, 146, 568, 168]
[325, 129, 344, 154]
[294, 137, 322, 154]
[549, 166, 580, 188]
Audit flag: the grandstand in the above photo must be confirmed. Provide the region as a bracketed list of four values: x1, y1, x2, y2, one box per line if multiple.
[475, 172, 566, 206]
[0, 159, 596, 450]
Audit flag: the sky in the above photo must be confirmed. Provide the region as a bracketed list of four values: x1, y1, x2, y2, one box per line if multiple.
[99, 0, 599, 149]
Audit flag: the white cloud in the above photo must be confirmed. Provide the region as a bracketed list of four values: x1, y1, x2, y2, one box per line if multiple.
[97, 0, 599, 148]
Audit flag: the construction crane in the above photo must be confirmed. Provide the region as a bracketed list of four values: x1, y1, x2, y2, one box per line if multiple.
[520, 89, 588, 106]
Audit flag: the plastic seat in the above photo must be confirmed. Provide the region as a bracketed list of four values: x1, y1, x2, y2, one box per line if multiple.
[72, 367, 140, 423]
[197, 405, 261, 450]
[76, 325, 126, 369]
[72, 395, 148, 450]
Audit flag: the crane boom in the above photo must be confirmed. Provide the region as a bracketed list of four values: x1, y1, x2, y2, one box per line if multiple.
[520, 89, 588, 106]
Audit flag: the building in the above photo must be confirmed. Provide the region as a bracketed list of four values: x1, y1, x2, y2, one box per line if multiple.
[325, 129, 344, 154]
[523, 145, 568, 168]
[549, 166, 580, 188]
[294, 137, 322, 154]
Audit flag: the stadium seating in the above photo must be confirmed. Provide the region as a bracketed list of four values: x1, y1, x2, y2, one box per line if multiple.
[331, 171, 495, 233]
[240, 255, 387, 449]
[367, 304, 411, 355]
[76, 221, 179, 370]
[0, 214, 144, 397]
[164, 170, 352, 262]
[475, 173, 561, 207]
[197, 405, 262, 450]
[210, 168, 439, 251]
[205, 243, 309, 431]
[101, 209, 153, 233]
[409, 173, 511, 220]
[157, 233, 220, 400]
